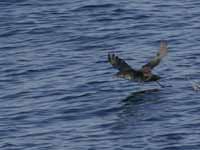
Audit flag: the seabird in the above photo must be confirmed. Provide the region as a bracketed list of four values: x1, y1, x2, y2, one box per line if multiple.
[108, 41, 168, 86]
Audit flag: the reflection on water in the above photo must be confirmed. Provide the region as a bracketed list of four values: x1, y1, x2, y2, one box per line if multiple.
[122, 88, 161, 103]
[115, 88, 162, 127]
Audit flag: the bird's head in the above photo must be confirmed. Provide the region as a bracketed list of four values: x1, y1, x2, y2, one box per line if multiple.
[142, 67, 161, 81]
[142, 67, 152, 77]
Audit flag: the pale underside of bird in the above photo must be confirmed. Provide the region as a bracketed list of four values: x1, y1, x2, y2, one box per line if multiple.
[108, 41, 168, 85]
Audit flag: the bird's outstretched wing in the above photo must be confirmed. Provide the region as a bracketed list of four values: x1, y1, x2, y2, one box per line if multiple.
[142, 40, 168, 70]
[108, 53, 133, 72]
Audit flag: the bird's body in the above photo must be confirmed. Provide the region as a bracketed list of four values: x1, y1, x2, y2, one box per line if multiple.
[108, 41, 168, 84]
[115, 69, 160, 82]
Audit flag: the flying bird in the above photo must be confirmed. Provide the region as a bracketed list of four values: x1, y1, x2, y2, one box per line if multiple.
[108, 41, 168, 87]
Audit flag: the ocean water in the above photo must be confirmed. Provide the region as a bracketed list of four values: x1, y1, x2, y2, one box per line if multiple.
[1, 0, 200, 149]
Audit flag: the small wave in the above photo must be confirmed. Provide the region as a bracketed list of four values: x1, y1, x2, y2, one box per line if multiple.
[73, 3, 115, 11]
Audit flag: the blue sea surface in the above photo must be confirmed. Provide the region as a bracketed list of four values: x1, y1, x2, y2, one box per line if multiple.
[1, 0, 200, 149]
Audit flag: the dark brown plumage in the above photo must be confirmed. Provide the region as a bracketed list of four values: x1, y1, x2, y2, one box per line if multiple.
[108, 41, 168, 82]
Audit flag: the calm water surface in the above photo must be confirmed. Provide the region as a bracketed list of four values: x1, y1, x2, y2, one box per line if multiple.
[1, 0, 200, 149]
